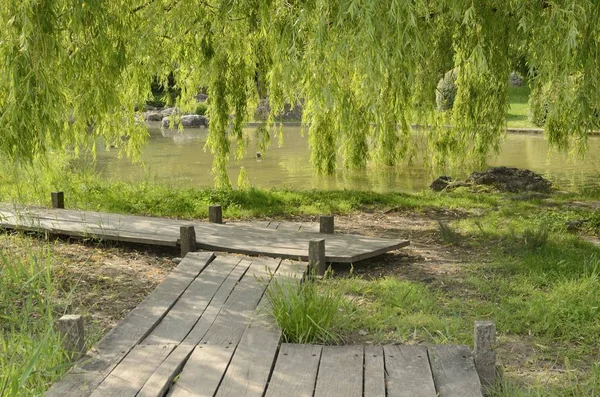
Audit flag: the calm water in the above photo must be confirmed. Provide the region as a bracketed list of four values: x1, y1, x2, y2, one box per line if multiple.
[91, 124, 600, 192]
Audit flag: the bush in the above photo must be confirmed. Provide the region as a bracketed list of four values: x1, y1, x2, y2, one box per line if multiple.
[436, 68, 458, 111]
[194, 102, 208, 116]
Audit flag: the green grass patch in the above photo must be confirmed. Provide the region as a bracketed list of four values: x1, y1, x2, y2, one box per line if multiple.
[0, 239, 70, 396]
[507, 85, 536, 129]
[265, 277, 350, 344]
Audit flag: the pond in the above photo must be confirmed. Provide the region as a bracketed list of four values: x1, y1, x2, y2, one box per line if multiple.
[91, 123, 600, 192]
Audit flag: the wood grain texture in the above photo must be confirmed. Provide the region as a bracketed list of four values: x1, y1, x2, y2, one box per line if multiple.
[168, 345, 234, 397]
[137, 258, 252, 397]
[429, 345, 483, 397]
[384, 345, 437, 397]
[90, 344, 175, 397]
[364, 345, 385, 397]
[141, 255, 241, 345]
[314, 345, 363, 397]
[265, 344, 322, 397]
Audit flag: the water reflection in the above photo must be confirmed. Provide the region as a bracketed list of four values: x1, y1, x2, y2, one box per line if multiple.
[90, 125, 600, 192]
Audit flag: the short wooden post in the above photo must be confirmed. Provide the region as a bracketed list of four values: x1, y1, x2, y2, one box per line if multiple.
[51, 192, 64, 209]
[319, 215, 334, 234]
[209, 205, 223, 224]
[56, 314, 84, 359]
[474, 320, 496, 389]
[308, 239, 326, 277]
[180, 225, 197, 257]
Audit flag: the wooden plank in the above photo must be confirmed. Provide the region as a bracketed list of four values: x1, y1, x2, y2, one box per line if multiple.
[90, 344, 175, 397]
[266, 221, 280, 230]
[298, 221, 319, 232]
[429, 345, 483, 397]
[264, 344, 322, 397]
[314, 345, 363, 397]
[275, 222, 303, 232]
[45, 252, 214, 397]
[199, 257, 281, 346]
[0, 205, 410, 263]
[168, 345, 232, 397]
[137, 258, 252, 397]
[214, 299, 281, 397]
[167, 257, 281, 397]
[364, 345, 385, 397]
[384, 345, 437, 397]
[141, 255, 241, 345]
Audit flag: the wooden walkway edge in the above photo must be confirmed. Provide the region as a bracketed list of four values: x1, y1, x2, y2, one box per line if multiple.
[0, 205, 409, 263]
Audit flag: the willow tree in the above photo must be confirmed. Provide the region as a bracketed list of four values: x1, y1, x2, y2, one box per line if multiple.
[1, 1, 599, 187]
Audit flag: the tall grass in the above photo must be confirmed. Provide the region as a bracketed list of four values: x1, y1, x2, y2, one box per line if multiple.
[265, 277, 348, 344]
[0, 239, 70, 396]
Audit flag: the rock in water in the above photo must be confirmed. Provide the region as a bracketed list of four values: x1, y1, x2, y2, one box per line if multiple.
[430, 175, 452, 192]
[468, 167, 552, 193]
[161, 115, 207, 129]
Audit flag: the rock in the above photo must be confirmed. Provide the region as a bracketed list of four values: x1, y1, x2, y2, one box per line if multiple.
[144, 111, 164, 121]
[161, 114, 207, 129]
[566, 219, 586, 232]
[509, 71, 524, 87]
[172, 257, 183, 264]
[468, 167, 552, 193]
[254, 98, 303, 121]
[195, 93, 208, 102]
[161, 107, 178, 117]
[430, 175, 452, 192]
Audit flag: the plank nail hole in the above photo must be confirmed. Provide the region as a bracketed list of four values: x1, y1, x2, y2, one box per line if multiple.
[312, 354, 316, 356]
[284, 353, 288, 356]
[463, 355, 467, 358]
[389, 355, 394, 358]
[373, 355, 377, 357]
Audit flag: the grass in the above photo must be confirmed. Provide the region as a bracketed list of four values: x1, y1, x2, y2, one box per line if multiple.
[265, 276, 350, 344]
[507, 85, 536, 129]
[0, 237, 71, 396]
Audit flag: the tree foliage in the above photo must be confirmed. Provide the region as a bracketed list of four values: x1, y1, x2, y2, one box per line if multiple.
[1, 1, 600, 186]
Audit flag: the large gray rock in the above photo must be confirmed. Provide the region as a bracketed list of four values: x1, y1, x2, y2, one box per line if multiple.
[144, 111, 164, 121]
[161, 114, 207, 129]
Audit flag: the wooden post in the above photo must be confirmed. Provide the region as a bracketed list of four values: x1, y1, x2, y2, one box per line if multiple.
[308, 239, 326, 277]
[209, 205, 223, 224]
[56, 314, 84, 359]
[474, 320, 496, 389]
[319, 215, 334, 234]
[180, 225, 197, 257]
[51, 192, 64, 209]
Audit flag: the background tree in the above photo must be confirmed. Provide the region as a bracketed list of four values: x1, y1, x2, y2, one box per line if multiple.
[1, 0, 599, 186]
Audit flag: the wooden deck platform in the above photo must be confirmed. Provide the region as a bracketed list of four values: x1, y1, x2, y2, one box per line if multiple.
[46, 252, 483, 397]
[0, 205, 409, 263]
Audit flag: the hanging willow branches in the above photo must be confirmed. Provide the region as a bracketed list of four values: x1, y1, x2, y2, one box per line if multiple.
[1, 0, 599, 186]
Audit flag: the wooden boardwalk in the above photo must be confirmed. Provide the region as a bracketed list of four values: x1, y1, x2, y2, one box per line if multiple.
[46, 252, 483, 397]
[0, 205, 409, 263]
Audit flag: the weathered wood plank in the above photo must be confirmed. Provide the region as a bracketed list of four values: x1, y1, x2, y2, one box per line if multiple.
[90, 344, 175, 397]
[137, 258, 252, 397]
[429, 345, 483, 397]
[364, 345, 385, 397]
[168, 345, 233, 397]
[314, 345, 363, 397]
[167, 257, 281, 397]
[214, 299, 281, 397]
[264, 344, 322, 397]
[45, 252, 214, 397]
[141, 255, 241, 345]
[275, 222, 303, 232]
[384, 345, 437, 397]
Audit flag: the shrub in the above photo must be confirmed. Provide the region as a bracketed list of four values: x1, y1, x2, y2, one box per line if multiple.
[194, 102, 208, 116]
[436, 68, 458, 111]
